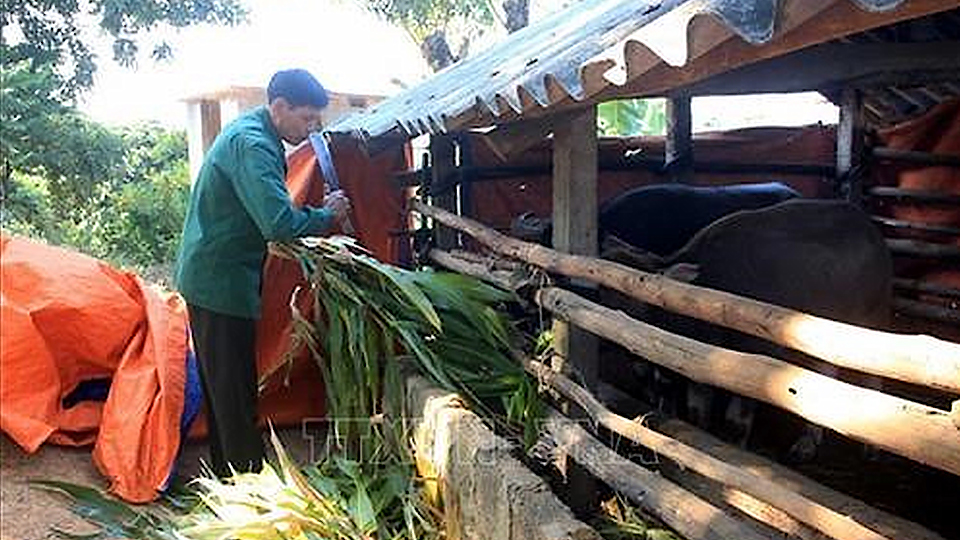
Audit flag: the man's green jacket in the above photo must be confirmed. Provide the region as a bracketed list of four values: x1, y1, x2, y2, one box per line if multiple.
[175, 106, 332, 319]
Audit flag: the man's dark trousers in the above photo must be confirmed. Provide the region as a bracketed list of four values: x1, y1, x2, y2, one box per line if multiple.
[187, 304, 265, 477]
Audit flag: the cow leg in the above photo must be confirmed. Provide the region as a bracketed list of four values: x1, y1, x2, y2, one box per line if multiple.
[723, 395, 756, 447]
[685, 381, 714, 430]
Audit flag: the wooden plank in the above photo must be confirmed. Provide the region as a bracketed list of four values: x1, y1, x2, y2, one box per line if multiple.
[409, 200, 960, 395]
[837, 87, 864, 204]
[529, 360, 911, 540]
[552, 106, 599, 390]
[430, 135, 459, 249]
[544, 411, 769, 540]
[666, 93, 693, 183]
[535, 286, 960, 477]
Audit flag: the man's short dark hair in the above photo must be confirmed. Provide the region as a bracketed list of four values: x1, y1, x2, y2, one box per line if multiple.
[267, 69, 329, 108]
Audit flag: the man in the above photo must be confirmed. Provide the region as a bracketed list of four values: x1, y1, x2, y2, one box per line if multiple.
[175, 69, 350, 476]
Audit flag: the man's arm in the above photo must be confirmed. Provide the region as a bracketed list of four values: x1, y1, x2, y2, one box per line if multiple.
[229, 137, 333, 241]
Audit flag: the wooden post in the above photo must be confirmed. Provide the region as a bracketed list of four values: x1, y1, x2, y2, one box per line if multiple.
[837, 88, 864, 204]
[552, 107, 599, 390]
[430, 135, 459, 249]
[552, 106, 600, 517]
[666, 93, 693, 183]
[458, 134, 474, 222]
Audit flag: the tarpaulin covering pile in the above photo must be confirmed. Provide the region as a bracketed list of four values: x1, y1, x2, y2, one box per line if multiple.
[0, 139, 408, 502]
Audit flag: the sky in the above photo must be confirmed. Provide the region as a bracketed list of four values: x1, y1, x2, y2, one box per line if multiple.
[75, 0, 838, 130]
[77, 0, 431, 127]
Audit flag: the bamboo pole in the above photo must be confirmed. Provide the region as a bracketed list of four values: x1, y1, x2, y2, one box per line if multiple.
[531, 361, 896, 540]
[543, 410, 770, 540]
[650, 417, 947, 540]
[535, 286, 960, 476]
[410, 199, 960, 395]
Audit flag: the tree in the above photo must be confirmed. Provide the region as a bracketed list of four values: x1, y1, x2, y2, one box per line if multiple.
[1, 0, 247, 99]
[0, 59, 125, 212]
[362, 0, 511, 70]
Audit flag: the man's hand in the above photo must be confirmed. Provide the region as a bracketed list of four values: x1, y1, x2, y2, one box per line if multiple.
[323, 189, 352, 227]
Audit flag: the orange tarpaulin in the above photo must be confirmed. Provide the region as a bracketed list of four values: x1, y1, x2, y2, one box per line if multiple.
[0, 235, 189, 502]
[1, 138, 410, 503]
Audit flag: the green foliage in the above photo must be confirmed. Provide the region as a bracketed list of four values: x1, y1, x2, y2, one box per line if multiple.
[1, 118, 190, 274]
[1, 0, 246, 98]
[277, 237, 541, 453]
[1, 59, 126, 209]
[597, 98, 667, 137]
[364, 0, 496, 43]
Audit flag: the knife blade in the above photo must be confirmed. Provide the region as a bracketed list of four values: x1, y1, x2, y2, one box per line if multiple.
[309, 131, 354, 235]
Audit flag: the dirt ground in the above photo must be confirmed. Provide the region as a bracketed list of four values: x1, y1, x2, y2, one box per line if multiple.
[0, 428, 317, 540]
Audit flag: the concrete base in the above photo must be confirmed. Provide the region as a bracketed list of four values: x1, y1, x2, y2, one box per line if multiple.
[406, 376, 600, 540]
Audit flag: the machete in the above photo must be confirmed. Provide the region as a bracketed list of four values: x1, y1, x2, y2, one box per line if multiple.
[309, 131, 355, 235]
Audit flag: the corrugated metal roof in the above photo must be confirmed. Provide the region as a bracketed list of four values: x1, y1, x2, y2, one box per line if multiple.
[328, 0, 955, 142]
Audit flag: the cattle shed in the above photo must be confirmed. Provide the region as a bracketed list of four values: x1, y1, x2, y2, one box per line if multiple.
[325, 1, 960, 539]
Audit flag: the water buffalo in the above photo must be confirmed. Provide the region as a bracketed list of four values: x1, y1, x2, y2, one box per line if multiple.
[603, 199, 892, 461]
[511, 182, 800, 253]
[599, 182, 800, 256]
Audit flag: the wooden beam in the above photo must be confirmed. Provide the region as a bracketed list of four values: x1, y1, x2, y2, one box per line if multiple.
[430, 135, 459, 249]
[666, 93, 693, 183]
[409, 200, 960, 395]
[475, 112, 570, 162]
[551, 107, 599, 390]
[393, 158, 833, 188]
[682, 41, 960, 96]
[543, 411, 769, 540]
[837, 87, 864, 204]
[535, 286, 960, 477]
